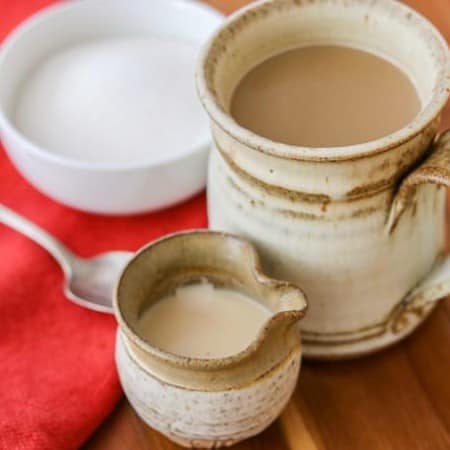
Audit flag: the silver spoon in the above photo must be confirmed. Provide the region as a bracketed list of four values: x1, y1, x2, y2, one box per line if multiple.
[0, 204, 133, 313]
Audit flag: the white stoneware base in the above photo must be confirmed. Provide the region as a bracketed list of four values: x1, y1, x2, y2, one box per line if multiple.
[302, 303, 436, 360]
[116, 332, 301, 448]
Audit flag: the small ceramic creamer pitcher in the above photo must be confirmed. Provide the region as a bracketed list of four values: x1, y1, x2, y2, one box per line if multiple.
[114, 231, 307, 448]
[197, 0, 450, 358]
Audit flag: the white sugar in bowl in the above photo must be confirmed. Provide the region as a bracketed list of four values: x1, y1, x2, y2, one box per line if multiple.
[0, 0, 222, 214]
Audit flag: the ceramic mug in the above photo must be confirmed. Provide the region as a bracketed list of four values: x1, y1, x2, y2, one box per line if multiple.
[114, 231, 307, 448]
[197, 0, 450, 359]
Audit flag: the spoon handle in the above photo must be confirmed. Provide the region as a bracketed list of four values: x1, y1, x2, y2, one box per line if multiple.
[0, 204, 74, 275]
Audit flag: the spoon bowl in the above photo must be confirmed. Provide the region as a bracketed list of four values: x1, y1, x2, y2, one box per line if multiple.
[66, 251, 132, 313]
[0, 203, 132, 313]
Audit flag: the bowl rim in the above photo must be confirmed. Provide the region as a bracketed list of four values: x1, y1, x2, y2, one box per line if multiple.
[0, 0, 223, 171]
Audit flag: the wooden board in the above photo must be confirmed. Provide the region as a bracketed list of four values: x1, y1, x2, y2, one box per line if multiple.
[85, 1, 450, 448]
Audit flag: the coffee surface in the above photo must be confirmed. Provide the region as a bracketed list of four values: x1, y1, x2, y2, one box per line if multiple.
[137, 283, 270, 359]
[231, 45, 420, 147]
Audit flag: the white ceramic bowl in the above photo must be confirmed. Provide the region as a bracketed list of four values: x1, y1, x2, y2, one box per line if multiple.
[0, 0, 222, 214]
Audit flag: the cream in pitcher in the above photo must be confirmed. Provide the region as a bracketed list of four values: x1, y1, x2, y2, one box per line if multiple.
[197, 0, 450, 358]
[137, 282, 271, 359]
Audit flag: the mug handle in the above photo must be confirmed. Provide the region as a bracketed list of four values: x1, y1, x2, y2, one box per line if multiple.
[388, 129, 450, 232]
[388, 129, 450, 315]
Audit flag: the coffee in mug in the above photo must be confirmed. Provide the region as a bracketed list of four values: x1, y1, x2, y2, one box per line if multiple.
[231, 45, 420, 147]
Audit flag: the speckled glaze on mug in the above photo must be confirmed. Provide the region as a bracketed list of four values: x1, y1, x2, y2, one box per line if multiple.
[197, 0, 450, 359]
[114, 231, 307, 448]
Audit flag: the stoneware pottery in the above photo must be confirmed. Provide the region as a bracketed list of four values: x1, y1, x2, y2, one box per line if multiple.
[114, 231, 307, 448]
[197, 0, 450, 358]
[0, 0, 222, 214]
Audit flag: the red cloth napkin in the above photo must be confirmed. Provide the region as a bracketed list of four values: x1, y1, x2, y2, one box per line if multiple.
[0, 2, 208, 449]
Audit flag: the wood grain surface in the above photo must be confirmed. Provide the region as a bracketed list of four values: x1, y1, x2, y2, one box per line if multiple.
[84, 1, 450, 448]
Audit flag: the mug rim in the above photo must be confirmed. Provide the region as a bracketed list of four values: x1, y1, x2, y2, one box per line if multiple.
[196, 0, 450, 162]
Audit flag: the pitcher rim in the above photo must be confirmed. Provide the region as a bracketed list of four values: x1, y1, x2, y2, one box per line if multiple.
[113, 230, 307, 370]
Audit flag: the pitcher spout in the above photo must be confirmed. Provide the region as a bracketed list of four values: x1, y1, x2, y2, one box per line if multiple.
[247, 277, 308, 359]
